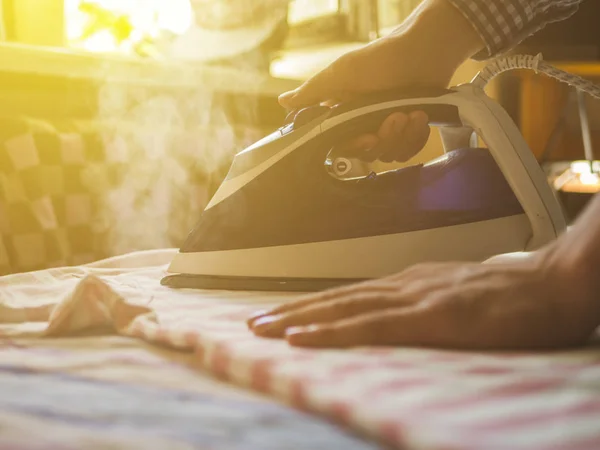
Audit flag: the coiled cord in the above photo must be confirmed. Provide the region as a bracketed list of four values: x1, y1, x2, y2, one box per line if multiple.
[472, 53, 600, 100]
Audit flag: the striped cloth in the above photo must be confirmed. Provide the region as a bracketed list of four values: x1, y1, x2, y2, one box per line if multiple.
[448, 0, 582, 58]
[1, 249, 600, 450]
[0, 337, 376, 450]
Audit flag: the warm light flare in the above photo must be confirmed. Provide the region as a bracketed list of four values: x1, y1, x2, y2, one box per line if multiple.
[571, 160, 600, 174]
[580, 172, 600, 186]
[553, 160, 600, 194]
[65, 0, 193, 54]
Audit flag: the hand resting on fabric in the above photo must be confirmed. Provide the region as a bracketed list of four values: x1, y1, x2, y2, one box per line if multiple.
[247, 256, 596, 349]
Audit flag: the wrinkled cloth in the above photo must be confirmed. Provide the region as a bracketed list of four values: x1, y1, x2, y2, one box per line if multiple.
[2, 249, 600, 450]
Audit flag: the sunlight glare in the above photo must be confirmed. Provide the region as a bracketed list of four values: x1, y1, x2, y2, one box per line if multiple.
[66, 0, 193, 53]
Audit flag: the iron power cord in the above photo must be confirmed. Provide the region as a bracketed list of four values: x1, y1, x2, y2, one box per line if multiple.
[472, 53, 600, 99]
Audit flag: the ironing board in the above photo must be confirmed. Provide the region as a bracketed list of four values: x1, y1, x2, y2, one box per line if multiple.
[2, 249, 599, 450]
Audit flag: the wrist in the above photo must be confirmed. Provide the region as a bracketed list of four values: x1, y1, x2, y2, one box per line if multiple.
[408, 0, 485, 73]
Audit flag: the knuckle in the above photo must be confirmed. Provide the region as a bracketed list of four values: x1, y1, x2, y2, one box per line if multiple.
[333, 51, 355, 71]
[317, 300, 343, 318]
[393, 262, 438, 279]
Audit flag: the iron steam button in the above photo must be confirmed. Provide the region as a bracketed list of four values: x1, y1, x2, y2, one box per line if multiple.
[281, 123, 294, 135]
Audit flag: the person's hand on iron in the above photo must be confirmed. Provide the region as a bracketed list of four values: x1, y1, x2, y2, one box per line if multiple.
[247, 247, 599, 350]
[328, 111, 431, 164]
[278, 0, 485, 163]
[280, 52, 432, 163]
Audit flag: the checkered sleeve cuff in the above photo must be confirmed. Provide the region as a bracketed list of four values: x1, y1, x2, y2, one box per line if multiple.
[446, 0, 581, 60]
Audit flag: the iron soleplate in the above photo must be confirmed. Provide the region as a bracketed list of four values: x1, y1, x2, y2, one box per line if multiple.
[160, 274, 367, 292]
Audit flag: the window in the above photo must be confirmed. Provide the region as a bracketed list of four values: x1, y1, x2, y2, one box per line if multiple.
[65, 0, 192, 55]
[0, 0, 191, 56]
[284, 0, 423, 46]
[0, 0, 425, 58]
[288, 0, 339, 25]
[377, 0, 422, 33]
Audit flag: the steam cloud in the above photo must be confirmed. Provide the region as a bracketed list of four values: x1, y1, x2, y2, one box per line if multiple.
[88, 47, 271, 257]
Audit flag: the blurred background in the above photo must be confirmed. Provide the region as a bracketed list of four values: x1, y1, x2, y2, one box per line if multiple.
[0, 0, 598, 275]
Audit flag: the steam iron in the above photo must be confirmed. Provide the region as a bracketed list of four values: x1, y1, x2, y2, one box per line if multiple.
[162, 83, 566, 292]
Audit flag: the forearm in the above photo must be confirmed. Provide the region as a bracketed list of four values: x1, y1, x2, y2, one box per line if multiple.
[382, 0, 485, 87]
[389, 0, 583, 79]
[407, 0, 486, 71]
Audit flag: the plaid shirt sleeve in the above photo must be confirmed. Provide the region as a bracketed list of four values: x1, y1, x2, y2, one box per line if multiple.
[446, 0, 582, 59]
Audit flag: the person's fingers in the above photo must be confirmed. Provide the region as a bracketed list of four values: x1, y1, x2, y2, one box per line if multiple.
[340, 134, 380, 157]
[246, 278, 392, 328]
[376, 111, 429, 163]
[376, 111, 403, 142]
[279, 63, 347, 110]
[250, 285, 419, 338]
[249, 271, 455, 336]
[330, 113, 407, 163]
[284, 303, 441, 348]
[247, 262, 460, 328]
[399, 111, 431, 162]
[376, 113, 410, 163]
[329, 111, 429, 164]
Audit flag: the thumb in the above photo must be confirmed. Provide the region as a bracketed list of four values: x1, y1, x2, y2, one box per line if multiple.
[278, 64, 341, 110]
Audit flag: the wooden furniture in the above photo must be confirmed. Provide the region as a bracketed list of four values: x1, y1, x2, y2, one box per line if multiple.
[517, 62, 600, 162]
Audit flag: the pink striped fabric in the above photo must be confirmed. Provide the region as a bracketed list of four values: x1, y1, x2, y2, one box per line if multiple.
[1, 251, 599, 450]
